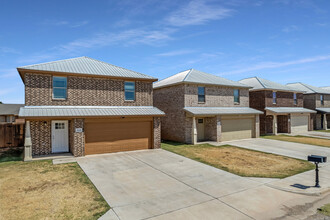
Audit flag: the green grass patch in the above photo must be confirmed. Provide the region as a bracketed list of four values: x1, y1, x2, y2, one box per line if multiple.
[0, 147, 23, 163]
[162, 141, 314, 178]
[318, 204, 330, 216]
[262, 135, 330, 148]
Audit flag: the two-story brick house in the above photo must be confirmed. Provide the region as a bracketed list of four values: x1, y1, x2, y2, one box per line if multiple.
[18, 57, 164, 160]
[153, 69, 262, 144]
[239, 77, 316, 135]
[286, 83, 330, 130]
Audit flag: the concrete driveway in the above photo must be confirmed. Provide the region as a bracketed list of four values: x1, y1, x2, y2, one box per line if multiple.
[217, 138, 330, 161]
[297, 131, 330, 140]
[76, 149, 324, 220]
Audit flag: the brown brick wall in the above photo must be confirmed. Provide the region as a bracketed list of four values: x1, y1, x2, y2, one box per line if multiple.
[153, 117, 161, 148]
[316, 94, 330, 108]
[70, 119, 85, 156]
[303, 94, 316, 110]
[184, 84, 249, 107]
[30, 120, 51, 155]
[25, 73, 153, 106]
[265, 91, 303, 107]
[277, 115, 289, 133]
[204, 117, 217, 141]
[153, 85, 186, 143]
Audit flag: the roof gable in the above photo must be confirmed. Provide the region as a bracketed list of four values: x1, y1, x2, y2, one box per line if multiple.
[18, 56, 156, 80]
[286, 83, 330, 95]
[153, 69, 249, 89]
[239, 77, 303, 92]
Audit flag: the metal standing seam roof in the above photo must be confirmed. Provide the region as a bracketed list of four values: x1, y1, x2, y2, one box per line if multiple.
[316, 108, 330, 113]
[239, 77, 304, 92]
[153, 69, 250, 89]
[19, 106, 165, 117]
[265, 107, 316, 114]
[17, 56, 157, 80]
[183, 107, 263, 115]
[0, 104, 24, 116]
[320, 86, 330, 91]
[286, 83, 330, 95]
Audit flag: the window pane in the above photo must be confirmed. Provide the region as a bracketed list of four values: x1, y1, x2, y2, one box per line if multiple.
[125, 91, 135, 101]
[198, 95, 205, 103]
[125, 82, 135, 91]
[198, 87, 205, 95]
[53, 88, 67, 99]
[53, 77, 67, 88]
[234, 89, 239, 103]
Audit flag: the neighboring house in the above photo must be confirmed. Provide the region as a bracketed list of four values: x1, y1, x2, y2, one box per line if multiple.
[153, 69, 263, 144]
[17, 56, 164, 160]
[239, 77, 315, 135]
[321, 86, 330, 91]
[286, 83, 330, 130]
[0, 104, 24, 123]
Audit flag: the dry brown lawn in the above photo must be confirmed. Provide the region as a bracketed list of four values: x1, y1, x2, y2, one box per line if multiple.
[263, 135, 330, 148]
[162, 142, 314, 178]
[0, 160, 109, 220]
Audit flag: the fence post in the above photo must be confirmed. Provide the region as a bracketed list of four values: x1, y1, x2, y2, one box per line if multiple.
[24, 121, 32, 161]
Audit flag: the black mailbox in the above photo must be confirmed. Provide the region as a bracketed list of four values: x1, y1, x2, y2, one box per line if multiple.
[307, 155, 327, 188]
[308, 155, 327, 163]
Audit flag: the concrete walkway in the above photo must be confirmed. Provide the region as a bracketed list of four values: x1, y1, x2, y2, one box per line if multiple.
[77, 149, 330, 220]
[297, 131, 330, 140]
[214, 138, 330, 161]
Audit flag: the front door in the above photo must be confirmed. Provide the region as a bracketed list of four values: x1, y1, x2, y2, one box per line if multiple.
[197, 118, 205, 142]
[52, 120, 69, 153]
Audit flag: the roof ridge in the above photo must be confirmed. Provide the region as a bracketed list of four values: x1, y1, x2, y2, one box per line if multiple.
[84, 57, 155, 79]
[182, 68, 193, 82]
[255, 76, 267, 89]
[18, 56, 85, 68]
[299, 82, 317, 93]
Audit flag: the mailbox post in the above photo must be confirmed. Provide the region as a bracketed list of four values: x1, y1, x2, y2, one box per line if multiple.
[307, 155, 327, 188]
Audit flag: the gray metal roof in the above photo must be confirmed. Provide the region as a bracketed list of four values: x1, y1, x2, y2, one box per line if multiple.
[0, 104, 24, 116]
[320, 86, 330, 91]
[19, 106, 165, 117]
[239, 77, 303, 92]
[316, 108, 330, 113]
[265, 107, 316, 114]
[183, 107, 263, 116]
[18, 56, 156, 80]
[286, 83, 330, 95]
[153, 69, 250, 89]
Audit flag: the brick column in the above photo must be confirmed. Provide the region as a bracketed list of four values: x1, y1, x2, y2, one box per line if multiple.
[192, 117, 197, 145]
[216, 116, 222, 142]
[273, 115, 278, 135]
[153, 117, 161, 148]
[71, 119, 85, 157]
[24, 121, 32, 161]
[255, 115, 260, 138]
[324, 114, 328, 130]
[288, 114, 291, 134]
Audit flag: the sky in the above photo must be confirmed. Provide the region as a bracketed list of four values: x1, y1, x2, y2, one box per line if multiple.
[0, 0, 330, 104]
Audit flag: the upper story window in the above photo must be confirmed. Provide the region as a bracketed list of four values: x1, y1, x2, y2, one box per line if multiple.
[272, 91, 277, 104]
[293, 93, 297, 105]
[198, 87, 205, 103]
[53, 76, 67, 99]
[234, 89, 240, 104]
[321, 94, 324, 105]
[124, 81, 135, 101]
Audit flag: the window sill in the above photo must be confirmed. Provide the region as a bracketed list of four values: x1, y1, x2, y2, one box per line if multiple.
[53, 98, 67, 101]
[234, 102, 240, 105]
[125, 100, 135, 102]
[198, 102, 205, 104]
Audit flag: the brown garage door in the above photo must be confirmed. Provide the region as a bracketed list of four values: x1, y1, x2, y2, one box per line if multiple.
[85, 118, 152, 155]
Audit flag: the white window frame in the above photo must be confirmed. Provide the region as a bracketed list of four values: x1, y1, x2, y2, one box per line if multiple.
[272, 91, 277, 104]
[320, 94, 324, 105]
[52, 76, 67, 100]
[198, 86, 205, 103]
[124, 81, 135, 101]
[293, 93, 297, 105]
[234, 89, 240, 104]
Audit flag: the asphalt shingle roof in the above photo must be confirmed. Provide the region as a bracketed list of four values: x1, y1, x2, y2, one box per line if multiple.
[239, 77, 303, 92]
[153, 69, 250, 89]
[0, 104, 24, 116]
[19, 106, 165, 117]
[286, 83, 330, 95]
[18, 56, 156, 80]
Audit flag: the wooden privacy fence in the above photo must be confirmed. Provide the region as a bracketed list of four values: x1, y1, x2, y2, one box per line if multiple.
[0, 123, 24, 148]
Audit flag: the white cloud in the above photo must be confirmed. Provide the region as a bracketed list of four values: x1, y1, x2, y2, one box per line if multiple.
[156, 49, 195, 57]
[222, 55, 330, 75]
[282, 25, 299, 33]
[0, 47, 20, 55]
[42, 20, 89, 28]
[165, 0, 233, 26]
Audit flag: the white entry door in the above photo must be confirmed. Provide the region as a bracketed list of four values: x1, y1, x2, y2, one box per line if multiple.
[52, 120, 69, 153]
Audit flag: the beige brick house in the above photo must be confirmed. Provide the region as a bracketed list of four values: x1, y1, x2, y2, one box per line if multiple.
[239, 77, 316, 135]
[286, 83, 330, 130]
[153, 69, 263, 144]
[18, 57, 164, 160]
